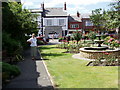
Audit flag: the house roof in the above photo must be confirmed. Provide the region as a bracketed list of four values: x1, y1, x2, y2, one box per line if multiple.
[29, 9, 43, 13]
[4, 0, 21, 2]
[44, 8, 67, 16]
[68, 15, 82, 22]
[81, 13, 91, 18]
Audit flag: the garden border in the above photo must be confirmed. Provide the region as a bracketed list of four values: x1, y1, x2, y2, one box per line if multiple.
[37, 49, 55, 88]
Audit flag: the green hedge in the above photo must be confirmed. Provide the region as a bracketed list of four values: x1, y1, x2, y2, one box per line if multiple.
[1, 62, 20, 84]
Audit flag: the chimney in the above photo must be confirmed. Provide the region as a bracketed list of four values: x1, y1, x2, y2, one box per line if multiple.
[77, 11, 80, 17]
[41, 2, 44, 10]
[64, 2, 66, 10]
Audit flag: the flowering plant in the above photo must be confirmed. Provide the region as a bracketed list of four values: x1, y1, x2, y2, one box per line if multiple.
[93, 51, 119, 66]
[104, 36, 120, 48]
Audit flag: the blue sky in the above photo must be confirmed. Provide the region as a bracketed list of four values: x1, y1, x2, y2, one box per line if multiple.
[21, 0, 114, 15]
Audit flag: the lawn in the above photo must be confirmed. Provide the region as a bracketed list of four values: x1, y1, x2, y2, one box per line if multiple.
[39, 45, 118, 88]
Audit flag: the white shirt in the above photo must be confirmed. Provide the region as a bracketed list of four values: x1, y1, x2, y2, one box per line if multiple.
[27, 37, 37, 47]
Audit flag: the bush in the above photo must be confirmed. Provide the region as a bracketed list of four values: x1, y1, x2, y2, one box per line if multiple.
[88, 31, 97, 42]
[58, 37, 64, 42]
[1, 62, 20, 85]
[104, 36, 120, 48]
[2, 32, 21, 54]
[2, 62, 20, 76]
[37, 40, 45, 45]
[73, 30, 82, 44]
[101, 34, 108, 39]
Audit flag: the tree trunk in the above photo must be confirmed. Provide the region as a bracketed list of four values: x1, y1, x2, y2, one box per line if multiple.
[77, 41, 79, 44]
[118, 27, 120, 41]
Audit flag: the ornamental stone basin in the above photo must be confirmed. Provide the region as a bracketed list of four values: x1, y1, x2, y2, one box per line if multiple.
[79, 48, 120, 59]
[84, 46, 108, 50]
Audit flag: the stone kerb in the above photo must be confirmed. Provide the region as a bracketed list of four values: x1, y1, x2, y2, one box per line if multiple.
[79, 48, 120, 59]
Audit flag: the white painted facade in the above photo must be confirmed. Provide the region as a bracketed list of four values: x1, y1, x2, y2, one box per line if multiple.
[43, 17, 68, 30]
[43, 17, 68, 36]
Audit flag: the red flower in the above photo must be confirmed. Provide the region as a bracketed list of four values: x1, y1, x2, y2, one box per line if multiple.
[104, 52, 109, 55]
[115, 40, 120, 44]
[62, 40, 68, 42]
[103, 51, 110, 55]
[108, 38, 114, 42]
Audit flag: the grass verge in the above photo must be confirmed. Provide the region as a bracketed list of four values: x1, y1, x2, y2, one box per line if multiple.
[39, 45, 118, 88]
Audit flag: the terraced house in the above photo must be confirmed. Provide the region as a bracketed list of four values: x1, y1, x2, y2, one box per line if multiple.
[30, 2, 95, 38]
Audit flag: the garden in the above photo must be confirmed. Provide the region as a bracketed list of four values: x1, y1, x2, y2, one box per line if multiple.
[39, 45, 118, 88]
[1, 0, 120, 88]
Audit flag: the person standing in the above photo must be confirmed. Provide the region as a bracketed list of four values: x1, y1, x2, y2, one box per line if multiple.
[52, 34, 54, 40]
[27, 33, 37, 60]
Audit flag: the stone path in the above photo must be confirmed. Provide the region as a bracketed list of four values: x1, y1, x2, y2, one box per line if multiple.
[2, 40, 59, 89]
[72, 53, 95, 61]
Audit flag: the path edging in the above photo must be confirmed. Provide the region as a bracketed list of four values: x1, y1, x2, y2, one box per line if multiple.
[37, 49, 55, 88]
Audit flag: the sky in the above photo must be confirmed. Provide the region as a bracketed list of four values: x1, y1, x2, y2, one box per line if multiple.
[21, 0, 114, 15]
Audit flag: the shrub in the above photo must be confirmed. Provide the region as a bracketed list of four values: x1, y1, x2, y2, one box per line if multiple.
[37, 40, 45, 45]
[1, 62, 20, 85]
[2, 62, 20, 76]
[73, 30, 82, 44]
[88, 31, 97, 41]
[104, 36, 120, 48]
[58, 37, 64, 42]
[101, 34, 108, 39]
[2, 32, 21, 54]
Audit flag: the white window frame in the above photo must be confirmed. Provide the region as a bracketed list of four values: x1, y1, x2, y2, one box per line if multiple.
[47, 19, 52, 26]
[59, 19, 65, 26]
[85, 20, 93, 26]
[70, 24, 79, 28]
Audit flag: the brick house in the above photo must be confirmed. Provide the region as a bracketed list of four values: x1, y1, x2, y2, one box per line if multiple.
[81, 14, 95, 34]
[68, 12, 82, 34]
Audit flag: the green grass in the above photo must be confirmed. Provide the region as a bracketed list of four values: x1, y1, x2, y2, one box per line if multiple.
[39, 45, 118, 88]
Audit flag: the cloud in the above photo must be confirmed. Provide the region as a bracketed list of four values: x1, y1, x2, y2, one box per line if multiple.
[21, 0, 113, 13]
[22, 1, 34, 6]
[42, 0, 113, 7]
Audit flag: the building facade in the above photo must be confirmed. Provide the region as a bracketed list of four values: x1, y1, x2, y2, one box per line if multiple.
[29, 9, 43, 36]
[40, 3, 68, 38]
[81, 14, 94, 34]
[30, 3, 95, 38]
[68, 12, 82, 34]
[43, 8, 68, 38]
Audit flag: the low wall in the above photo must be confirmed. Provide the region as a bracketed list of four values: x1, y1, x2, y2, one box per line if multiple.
[79, 48, 120, 59]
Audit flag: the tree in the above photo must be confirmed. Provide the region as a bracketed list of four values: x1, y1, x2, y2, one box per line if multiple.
[90, 0, 120, 40]
[106, 0, 120, 40]
[90, 8, 105, 33]
[2, 2, 38, 58]
[73, 30, 82, 44]
[89, 31, 97, 44]
[2, 2, 38, 47]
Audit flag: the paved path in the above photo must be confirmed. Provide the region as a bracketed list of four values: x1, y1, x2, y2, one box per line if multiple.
[72, 53, 95, 61]
[3, 41, 56, 89]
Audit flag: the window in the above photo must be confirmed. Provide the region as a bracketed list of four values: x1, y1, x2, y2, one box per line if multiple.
[59, 19, 65, 26]
[70, 24, 79, 28]
[47, 19, 52, 26]
[85, 20, 93, 26]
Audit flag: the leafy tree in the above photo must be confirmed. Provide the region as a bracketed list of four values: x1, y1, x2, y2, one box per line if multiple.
[88, 31, 97, 44]
[2, 2, 38, 58]
[105, 0, 120, 40]
[90, 8, 104, 32]
[90, 0, 120, 40]
[2, 2, 38, 46]
[73, 30, 82, 44]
